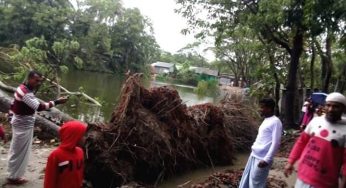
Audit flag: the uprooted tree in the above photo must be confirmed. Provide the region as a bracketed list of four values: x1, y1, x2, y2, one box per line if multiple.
[84, 74, 258, 187]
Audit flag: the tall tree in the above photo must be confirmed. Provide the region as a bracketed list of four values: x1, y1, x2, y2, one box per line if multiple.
[10, 37, 82, 96]
[314, 34, 334, 93]
[0, 0, 73, 46]
[0, 0, 160, 74]
[177, 0, 346, 127]
[215, 26, 262, 87]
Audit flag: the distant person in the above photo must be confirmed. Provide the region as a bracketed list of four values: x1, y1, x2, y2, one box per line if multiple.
[315, 104, 325, 117]
[7, 70, 68, 185]
[300, 98, 314, 131]
[44, 121, 87, 188]
[0, 124, 6, 143]
[0, 114, 7, 143]
[299, 98, 310, 125]
[284, 92, 346, 188]
[239, 98, 283, 188]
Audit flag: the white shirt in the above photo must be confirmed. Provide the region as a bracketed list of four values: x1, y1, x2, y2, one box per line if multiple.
[251, 115, 282, 163]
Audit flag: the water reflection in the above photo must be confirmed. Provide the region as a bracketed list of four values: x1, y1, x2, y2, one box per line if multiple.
[59, 71, 218, 123]
[151, 81, 216, 106]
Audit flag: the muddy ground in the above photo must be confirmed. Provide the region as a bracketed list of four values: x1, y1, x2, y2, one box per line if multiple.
[0, 121, 299, 188]
[0, 143, 297, 188]
[160, 155, 297, 188]
[0, 142, 54, 188]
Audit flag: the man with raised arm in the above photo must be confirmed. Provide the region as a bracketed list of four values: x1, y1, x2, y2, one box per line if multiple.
[7, 70, 68, 185]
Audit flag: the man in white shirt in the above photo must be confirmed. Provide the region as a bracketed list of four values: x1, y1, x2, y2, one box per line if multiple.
[239, 98, 283, 188]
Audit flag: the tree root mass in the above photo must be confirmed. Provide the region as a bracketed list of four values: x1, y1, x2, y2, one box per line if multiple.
[85, 74, 258, 187]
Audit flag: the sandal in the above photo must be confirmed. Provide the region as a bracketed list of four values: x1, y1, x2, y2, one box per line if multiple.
[6, 178, 28, 185]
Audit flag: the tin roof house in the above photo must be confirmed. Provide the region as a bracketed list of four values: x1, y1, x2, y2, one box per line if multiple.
[189, 66, 219, 80]
[151, 62, 176, 74]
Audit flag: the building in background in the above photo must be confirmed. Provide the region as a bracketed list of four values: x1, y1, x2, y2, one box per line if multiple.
[218, 74, 235, 86]
[151, 62, 176, 74]
[189, 67, 219, 80]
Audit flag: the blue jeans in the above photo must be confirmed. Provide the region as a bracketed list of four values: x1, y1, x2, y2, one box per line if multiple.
[238, 156, 271, 188]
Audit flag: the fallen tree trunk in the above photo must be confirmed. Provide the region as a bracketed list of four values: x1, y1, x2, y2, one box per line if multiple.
[0, 83, 75, 137]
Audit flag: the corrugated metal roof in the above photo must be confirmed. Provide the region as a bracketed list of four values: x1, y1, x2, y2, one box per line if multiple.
[190, 67, 218, 76]
[151, 61, 175, 68]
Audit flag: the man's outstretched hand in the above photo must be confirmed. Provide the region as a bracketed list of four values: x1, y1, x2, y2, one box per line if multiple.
[284, 163, 294, 177]
[55, 96, 69, 105]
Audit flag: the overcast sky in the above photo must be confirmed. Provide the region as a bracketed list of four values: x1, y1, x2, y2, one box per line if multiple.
[122, 0, 194, 52]
[122, 0, 215, 60]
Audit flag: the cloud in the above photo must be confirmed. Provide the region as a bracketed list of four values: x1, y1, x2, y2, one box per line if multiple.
[123, 0, 215, 61]
[122, 0, 196, 53]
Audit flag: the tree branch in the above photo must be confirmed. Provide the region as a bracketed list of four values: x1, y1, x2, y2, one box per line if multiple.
[264, 26, 292, 54]
[44, 78, 102, 107]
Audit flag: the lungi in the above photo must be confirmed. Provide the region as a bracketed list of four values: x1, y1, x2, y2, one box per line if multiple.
[295, 178, 315, 188]
[7, 114, 35, 179]
[238, 156, 271, 188]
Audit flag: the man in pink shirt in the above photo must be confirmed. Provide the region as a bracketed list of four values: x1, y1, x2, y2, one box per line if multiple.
[284, 92, 346, 188]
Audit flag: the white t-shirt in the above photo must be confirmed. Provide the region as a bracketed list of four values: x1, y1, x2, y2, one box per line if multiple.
[251, 115, 283, 163]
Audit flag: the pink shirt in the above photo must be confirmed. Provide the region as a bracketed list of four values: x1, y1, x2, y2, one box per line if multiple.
[288, 116, 346, 188]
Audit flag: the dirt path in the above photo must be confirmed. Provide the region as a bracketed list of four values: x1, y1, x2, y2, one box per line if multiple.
[0, 142, 53, 188]
[220, 86, 244, 95]
[162, 155, 297, 188]
[270, 157, 297, 188]
[0, 143, 297, 188]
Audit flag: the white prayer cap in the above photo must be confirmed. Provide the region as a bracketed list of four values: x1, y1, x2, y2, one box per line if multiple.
[326, 92, 346, 107]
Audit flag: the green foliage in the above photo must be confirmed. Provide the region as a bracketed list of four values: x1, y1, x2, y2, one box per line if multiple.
[59, 65, 69, 74]
[0, 0, 72, 46]
[175, 63, 199, 86]
[74, 57, 84, 69]
[155, 74, 170, 82]
[175, 70, 199, 86]
[94, 97, 106, 106]
[0, 0, 160, 75]
[78, 86, 85, 93]
[194, 79, 219, 96]
[177, 0, 346, 93]
[195, 80, 208, 95]
[9, 36, 81, 82]
[158, 51, 209, 68]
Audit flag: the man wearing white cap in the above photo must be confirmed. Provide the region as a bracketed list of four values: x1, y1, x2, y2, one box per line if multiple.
[284, 92, 346, 188]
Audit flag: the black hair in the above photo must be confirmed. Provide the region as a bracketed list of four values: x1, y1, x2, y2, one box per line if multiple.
[259, 98, 275, 111]
[28, 70, 42, 79]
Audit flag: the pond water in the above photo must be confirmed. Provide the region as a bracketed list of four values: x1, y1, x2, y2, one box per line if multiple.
[59, 71, 218, 122]
[158, 153, 249, 187]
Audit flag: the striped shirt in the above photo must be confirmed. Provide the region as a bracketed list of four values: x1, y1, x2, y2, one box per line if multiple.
[10, 84, 55, 116]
